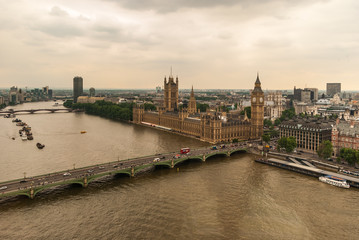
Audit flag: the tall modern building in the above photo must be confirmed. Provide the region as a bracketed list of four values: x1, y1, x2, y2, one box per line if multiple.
[326, 83, 341, 97]
[73, 76, 83, 103]
[294, 87, 318, 102]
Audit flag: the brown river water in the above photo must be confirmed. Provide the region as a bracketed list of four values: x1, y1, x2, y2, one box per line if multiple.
[0, 102, 358, 240]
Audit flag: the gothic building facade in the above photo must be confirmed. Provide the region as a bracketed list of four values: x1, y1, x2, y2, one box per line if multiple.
[133, 74, 264, 143]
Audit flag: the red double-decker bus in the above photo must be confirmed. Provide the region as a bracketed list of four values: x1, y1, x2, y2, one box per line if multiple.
[180, 148, 190, 154]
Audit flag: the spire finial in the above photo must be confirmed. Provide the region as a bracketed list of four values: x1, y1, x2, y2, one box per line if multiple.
[170, 66, 172, 77]
[255, 72, 261, 85]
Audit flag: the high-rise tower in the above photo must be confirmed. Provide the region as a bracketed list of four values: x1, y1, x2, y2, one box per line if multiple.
[163, 73, 179, 112]
[73, 76, 83, 103]
[251, 73, 264, 139]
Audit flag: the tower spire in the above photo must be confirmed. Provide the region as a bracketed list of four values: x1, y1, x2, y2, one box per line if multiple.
[256, 72, 260, 84]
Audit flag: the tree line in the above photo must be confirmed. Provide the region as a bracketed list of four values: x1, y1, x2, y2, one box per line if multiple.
[64, 100, 136, 121]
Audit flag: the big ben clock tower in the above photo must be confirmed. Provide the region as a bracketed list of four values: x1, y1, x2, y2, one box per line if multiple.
[250, 73, 264, 139]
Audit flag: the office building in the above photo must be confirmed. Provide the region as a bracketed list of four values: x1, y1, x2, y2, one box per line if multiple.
[279, 117, 334, 153]
[326, 83, 341, 97]
[73, 76, 83, 103]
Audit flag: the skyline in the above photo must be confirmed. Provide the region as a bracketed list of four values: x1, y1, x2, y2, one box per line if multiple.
[0, 0, 358, 90]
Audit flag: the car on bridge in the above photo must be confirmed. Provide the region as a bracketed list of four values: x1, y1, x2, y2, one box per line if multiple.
[87, 169, 94, 173]
[153, 158, 160, 162]
[63, 172, 71, 176]
[0, 186, 7, 190]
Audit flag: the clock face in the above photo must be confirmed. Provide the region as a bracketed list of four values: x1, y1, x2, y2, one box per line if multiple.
[252, 97, 256, 103]
[260, 97, 263, 103]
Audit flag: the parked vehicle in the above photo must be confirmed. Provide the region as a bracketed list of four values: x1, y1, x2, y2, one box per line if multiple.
[153, 158, 160, 162]
[211, 146, 218, 150]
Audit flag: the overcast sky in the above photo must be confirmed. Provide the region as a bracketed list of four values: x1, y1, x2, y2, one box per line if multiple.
[0, 0, 358, 90]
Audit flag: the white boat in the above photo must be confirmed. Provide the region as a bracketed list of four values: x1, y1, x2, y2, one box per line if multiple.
[319, 175, 350, 189]
[21, 131, 27, 141]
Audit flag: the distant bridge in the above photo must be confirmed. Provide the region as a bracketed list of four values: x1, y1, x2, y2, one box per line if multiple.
[0, 108, 82, 115]
[0, 142, 258, 199]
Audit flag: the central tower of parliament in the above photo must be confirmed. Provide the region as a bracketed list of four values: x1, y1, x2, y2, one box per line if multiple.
[133, 74, 264, 143]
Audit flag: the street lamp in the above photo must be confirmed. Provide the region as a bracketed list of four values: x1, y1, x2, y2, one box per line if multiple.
[73, 163, 76, 170]
[23, 172, 26, 179]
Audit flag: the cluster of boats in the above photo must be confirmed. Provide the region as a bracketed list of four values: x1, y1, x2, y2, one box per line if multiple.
[13, 119, 33, 141]
[12, 118, 45, 149]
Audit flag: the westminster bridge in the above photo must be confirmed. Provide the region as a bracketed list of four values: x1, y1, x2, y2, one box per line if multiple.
[0, 142, 258, 199]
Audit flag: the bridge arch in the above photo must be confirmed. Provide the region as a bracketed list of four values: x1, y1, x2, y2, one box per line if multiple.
[173, 156, 203, 167]
[153, 160, 172, 168]
[205, 152, 228, 161]
[228, 149, 247, 156]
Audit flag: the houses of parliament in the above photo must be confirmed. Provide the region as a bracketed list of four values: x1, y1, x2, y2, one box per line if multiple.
[133, 74, 264, 143]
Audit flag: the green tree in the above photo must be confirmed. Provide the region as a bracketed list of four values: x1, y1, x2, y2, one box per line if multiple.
[144, 103, 156, 111]
[66, 100, 135, 121]
[240, 107, 251, 118]
[339, 148, 358, 166]
[317, 140, 333, 159]
[232, 139, 239, 143]
[63, 100, 73, 108]
[277, 136, 297, 153]
[197, 103, 209, 112]
[274, 119, 281, 126]
[263, 119, 273, 128]
[279, 108, 296, 121]
[262, 134, 270, 143]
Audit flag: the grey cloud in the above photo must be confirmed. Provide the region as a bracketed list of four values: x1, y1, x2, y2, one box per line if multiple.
[33, 23, 83, 38]
[104, 0, 327, 13]
[49, 6, 69, 17]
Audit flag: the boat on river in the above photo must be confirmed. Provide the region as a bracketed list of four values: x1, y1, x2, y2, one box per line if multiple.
[80, 131, 87, 134]
[36, 143, 45, 149]
[21, 133, 27, 141]
[319, 175, 350, 189]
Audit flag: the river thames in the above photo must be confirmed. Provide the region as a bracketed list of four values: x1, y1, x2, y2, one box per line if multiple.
[0, 102, 358, 240]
